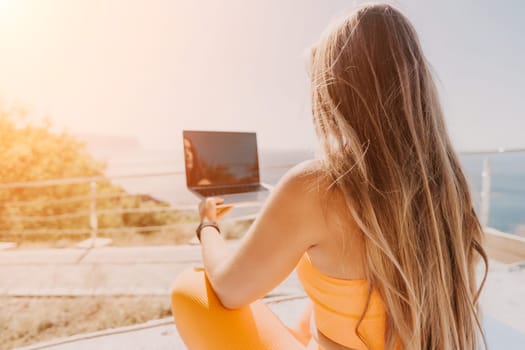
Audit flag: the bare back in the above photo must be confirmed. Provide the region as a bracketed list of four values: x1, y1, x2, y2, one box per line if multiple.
[304, 166, 367, 281]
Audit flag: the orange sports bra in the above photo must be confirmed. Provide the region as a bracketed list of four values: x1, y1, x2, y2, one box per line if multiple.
[296, 252, 388, 350]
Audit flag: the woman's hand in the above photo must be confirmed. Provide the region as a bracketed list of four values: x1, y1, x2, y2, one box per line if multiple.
[198, 197, 234, 222]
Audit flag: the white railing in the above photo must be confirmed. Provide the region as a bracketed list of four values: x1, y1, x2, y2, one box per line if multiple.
[480, 158, 491, 228]
[462, 147, 525, 230]
[0, 165, 294, 247]
[1, 147, 524, 246]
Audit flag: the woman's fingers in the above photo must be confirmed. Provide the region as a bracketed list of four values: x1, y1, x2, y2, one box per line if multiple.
[216, 205, 234, 219]
[199, 197, 233, 221]
[199, 198, 216, 221]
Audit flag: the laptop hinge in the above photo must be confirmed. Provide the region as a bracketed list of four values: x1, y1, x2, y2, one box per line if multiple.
[191, 183, 260, 190]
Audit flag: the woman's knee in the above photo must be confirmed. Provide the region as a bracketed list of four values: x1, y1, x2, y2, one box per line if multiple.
[170, 267, 305, 349]
[170, 266, 234, 323]
[170, 266, 209, 319]
[170, 266, 245, 348]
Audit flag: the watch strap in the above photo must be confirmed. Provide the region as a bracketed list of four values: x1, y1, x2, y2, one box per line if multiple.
[196, 221, 221, 241]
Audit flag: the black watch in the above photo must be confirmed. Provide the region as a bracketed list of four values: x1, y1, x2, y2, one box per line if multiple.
[196, 221, 221, 242]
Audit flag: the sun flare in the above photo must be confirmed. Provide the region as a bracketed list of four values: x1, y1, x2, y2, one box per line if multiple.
[0, 0, 19, 23]
[0, 0, 30, 36]
[0, 0, 15, 12]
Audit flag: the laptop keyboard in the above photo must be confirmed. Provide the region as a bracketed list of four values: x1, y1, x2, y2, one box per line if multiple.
[199, 184, 265, 197]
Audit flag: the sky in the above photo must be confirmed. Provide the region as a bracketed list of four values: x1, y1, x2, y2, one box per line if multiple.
[0, 0, 524, 152]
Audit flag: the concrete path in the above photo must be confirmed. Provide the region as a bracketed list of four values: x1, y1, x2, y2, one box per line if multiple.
[0, 243, 303, 297]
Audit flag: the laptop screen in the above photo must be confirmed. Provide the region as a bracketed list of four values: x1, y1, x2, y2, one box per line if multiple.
[182, 130, 260, 188]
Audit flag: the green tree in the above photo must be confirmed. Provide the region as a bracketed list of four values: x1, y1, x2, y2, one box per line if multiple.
[0, 105, 185, 242]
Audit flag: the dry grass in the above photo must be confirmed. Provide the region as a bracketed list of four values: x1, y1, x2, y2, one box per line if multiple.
[0, 296, 173, 350]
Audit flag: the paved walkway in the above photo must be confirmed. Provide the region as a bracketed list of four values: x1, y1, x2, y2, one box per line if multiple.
[0, 243, 303, 297]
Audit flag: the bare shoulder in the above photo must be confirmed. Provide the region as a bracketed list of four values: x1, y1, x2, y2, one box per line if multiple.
[274, 158, 339, 222]
[285, 159, 360, 230]
[278, 158, 330, 192]
[285, 161, 365, 277]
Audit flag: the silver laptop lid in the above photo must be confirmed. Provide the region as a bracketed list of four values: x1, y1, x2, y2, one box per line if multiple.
[182, 130, 261, 189]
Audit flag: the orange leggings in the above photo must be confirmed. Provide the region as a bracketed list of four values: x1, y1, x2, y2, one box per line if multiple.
[170, 266, 313, 350]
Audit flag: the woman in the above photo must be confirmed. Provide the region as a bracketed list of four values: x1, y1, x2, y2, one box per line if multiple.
[171, 3, 488, 349]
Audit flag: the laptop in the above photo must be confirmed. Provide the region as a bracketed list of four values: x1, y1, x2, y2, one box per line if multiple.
[182, 130, 270, 205]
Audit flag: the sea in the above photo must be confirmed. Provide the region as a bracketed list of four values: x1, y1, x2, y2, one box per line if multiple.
[460, 152, 525, 236]
[88, 142, 525, 236]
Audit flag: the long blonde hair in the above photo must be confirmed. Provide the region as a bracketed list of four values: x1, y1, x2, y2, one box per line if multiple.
[310, 3, 488, 349]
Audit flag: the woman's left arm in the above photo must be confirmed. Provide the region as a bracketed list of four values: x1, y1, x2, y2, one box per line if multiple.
[199, 160, 323, 309]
